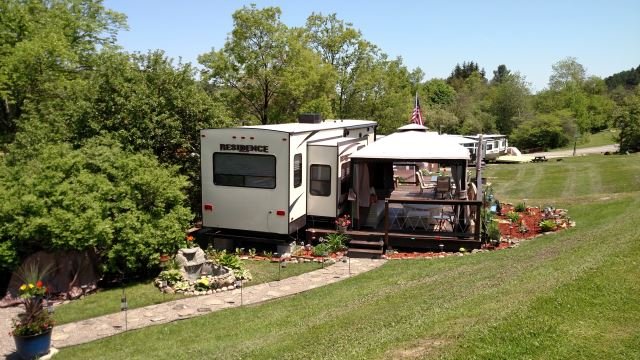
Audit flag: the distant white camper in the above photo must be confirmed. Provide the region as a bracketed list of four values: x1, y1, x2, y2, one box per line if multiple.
[463, 134, 509, 161]
[200, 117, 377, 243]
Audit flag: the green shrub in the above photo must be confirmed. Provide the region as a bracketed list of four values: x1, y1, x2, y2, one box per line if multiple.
[324, 233, 349, 253]
[487, 221, 501, 241]
[312, 243, 330, 257]
[217, 253, 243, 272]
[0, 138, 193, 275]
[158, 269, 183, 285]
[506, 211, 521, 223]
[514, 203, 526, 212]
[539, 219, 557, 232]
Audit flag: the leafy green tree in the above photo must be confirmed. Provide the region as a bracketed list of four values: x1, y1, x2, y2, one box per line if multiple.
[353, 56, 413, 134]
[448, 72, 493, 133]
[604, 64, 640, 90]
[422, 79, 456, 107]
[304, 12, 377, 119]
[13, 50, 231, 212]
[510, 113, 571, 150]
[491, 64, 511, 84]
[447, 61, 487, 90]
[615, 90, 640, 153]
[0, 0, 126, 141]
[200, 5, 333, 125]
[0, 138, 192, 275]
[549, 57, 586, 91]
[488, 72, 531, 134]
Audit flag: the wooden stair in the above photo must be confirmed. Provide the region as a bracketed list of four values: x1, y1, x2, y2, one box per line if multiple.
[348, 238, 384, 259]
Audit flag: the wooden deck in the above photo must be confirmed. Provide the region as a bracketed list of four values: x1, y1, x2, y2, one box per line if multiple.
[307, 227, 482, 252]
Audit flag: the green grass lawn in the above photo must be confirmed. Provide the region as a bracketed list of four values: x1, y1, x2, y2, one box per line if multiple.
[555, 129, 619, 150]
[56, 154, 640, 359]
[53, 259, 322, 325]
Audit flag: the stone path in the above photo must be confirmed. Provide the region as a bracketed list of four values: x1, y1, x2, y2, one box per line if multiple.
[1, 258, 385, 357]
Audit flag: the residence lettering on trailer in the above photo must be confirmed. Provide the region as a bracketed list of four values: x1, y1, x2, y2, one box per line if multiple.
[220, 144, 269, 153]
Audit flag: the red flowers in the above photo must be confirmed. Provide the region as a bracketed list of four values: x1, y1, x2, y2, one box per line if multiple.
[36, 280, 43, 288]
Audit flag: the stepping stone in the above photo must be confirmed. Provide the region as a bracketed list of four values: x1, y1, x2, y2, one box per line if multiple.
[52, 332, 70, 341]
[172, 304, 188, 310]
[61, 324, 77, 333]
[197, 307, 211, 313]
[205, 299, 224, 306]
[143, 312, 154, 317]
[265, 291, 280, 297]
[177, 308, 195, 317]
[150, 317, 166, 322]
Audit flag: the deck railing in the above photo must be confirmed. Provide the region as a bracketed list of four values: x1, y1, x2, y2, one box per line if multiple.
[383, 197, 483, 248]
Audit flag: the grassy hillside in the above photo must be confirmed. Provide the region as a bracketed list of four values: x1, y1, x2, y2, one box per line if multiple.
[555, 129, 619, 151]
[57, 154, 640, 360]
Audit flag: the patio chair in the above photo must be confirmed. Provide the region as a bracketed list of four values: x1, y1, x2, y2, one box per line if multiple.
[436, 176, 452, 199]
[415, 171, 435, 194]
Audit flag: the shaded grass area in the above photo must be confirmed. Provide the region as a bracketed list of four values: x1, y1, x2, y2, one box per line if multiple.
[555, 129, 619, 150]
[53, 260, 321, 325]
[56, 155, 640, 359]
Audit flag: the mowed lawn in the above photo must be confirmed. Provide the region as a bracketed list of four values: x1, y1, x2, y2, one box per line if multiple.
[53, 260, 322, 325]
[57, 154, 640, 360]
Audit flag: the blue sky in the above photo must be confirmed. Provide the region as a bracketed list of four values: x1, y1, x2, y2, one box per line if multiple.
[104, 0, 640, 92]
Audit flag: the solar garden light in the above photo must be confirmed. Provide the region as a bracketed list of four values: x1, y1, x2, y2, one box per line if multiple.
[274, 252, 281, 281]
[120, 288, 128, 331]
[439, 243, 444, 253]
[236, 279, 243, 306]
[46, 296, 54, 315]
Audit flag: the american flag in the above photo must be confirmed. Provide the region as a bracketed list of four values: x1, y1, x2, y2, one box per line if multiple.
[411, 93, 423, 125]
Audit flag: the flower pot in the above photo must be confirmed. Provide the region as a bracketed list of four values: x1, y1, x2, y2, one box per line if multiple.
[336, 225, 347, 233]
[14, 328, 52, 360]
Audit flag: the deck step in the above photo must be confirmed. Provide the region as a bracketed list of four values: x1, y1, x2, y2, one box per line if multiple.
[348, 248, 383, 259]
[348, 239, 384, 247]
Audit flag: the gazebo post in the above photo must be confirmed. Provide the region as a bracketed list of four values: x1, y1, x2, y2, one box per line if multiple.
[384, 199, 389, 250]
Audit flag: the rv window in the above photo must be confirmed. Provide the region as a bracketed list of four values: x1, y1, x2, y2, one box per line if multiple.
[293, 153, 302, 188]
[310, 164, 331, 197]
[213, 153, 276, 189]
[486, 143, 493, 151]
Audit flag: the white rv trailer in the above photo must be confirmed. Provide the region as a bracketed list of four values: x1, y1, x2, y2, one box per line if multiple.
[200, 119, 377, 242]
[462, 134, 509, 161]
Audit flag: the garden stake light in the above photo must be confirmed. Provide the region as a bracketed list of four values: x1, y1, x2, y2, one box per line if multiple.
[236, 279, 243, 306]
[120, 288, 128, 331]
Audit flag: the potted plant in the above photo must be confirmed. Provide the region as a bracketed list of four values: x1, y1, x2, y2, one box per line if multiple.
[335, 214, 351, 233]
[11, 266, 55, 359]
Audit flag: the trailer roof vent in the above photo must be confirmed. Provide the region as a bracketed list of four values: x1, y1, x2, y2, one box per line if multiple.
[298, 113, 322, 124]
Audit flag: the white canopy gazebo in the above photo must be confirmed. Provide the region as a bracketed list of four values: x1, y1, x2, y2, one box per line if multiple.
[348, 129, 472, 230]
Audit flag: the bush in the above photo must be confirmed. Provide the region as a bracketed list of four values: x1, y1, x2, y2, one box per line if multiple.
[487, 221, 501, 241]
[312, 243, 331, 257]
[506, 211, 521, 223]
[514, 203, 526, 212]
[539, 219, 557, 232]
[324, 233, 349, 253]
[510, 113, 571, 150]
[0, 138, 193, 275]
[615, 92, 640, 153]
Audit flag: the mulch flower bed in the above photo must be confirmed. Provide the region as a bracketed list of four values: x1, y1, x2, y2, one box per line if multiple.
[385, 203, 574, 260]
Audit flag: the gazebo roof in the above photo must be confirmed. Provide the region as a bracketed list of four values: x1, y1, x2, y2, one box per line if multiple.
[351, 130, 470, 161]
